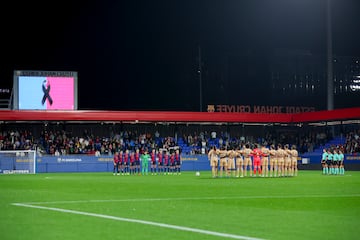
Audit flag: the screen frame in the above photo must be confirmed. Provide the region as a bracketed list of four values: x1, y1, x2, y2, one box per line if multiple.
[13, 70, 78, 110]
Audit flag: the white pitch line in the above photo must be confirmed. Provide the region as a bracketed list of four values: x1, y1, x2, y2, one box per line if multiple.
[16, 194, 360, 205]
[12, 203, 265, 240]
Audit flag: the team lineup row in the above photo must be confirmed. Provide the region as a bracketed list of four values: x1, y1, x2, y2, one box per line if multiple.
[111, 144, 346, 178]
[321, 148, 345, 175]
[208, 143, 299, 178]
[112, 148, 182, 175]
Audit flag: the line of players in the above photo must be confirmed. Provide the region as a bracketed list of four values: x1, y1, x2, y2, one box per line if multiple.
[113, 148, 182, 175]
[208, 143, 299, 178]
[321, 148, 345, 175]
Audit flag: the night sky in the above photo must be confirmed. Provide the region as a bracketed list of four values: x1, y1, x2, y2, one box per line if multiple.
[1, 0, 360, 111]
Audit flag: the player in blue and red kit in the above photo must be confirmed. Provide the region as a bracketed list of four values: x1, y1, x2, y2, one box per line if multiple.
[123, 149, 130, 175]
[175, 149, 181, 175]
[170, 151, 176, 174]
[150, 149, 157, 175]
[113, 152, 120, 175]
[157, 149, 163, 174]
[129, 151, 135, 175]
[119, 150, 124, 175]
[163, 151, 169, 175]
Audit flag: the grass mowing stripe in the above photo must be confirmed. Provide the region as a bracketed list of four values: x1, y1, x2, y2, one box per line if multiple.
[16, 194, 360, 205]
[12, 203, 265, 240]
[2, 171, 360, 240]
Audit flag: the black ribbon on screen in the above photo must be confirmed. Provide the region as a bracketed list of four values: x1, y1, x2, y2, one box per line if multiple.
[42, 80, 53, 105]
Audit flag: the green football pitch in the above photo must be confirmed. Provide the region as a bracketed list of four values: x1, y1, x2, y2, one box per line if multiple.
[1, 171, 359, 240]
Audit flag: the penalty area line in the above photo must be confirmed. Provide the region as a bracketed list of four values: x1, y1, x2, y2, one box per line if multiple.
[12, 203, 265, 240]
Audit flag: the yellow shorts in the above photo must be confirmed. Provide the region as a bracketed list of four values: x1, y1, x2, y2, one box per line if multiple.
[227, 158, 235, 169]
[210, 159, 218, 167]
[244, 158, 252, 166]
[220, 158, 227, 167]
[236, 158, 243, 166]
[285, 158, 291, 167]
[270, 158, 277, 166]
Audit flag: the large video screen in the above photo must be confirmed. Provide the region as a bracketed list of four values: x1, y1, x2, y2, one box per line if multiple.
[13, 71, 78, 110]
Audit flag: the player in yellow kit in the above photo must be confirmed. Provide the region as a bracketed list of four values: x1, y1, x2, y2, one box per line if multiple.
[242, 143, 253, 177]
[284, 144, 291, 177]
[269, 145, 278, 177]
[235, 146, 244, 178]
[276, 144, 285, 177]
[260, 144, 270, 177]
[218, 147, 228, 178]
[290, 145, 298, 176]
[227, 147, 237, 178]
[208, 146, 219, 178]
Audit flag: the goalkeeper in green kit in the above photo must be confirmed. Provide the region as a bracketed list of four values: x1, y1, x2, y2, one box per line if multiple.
[141, 148, 150, 175]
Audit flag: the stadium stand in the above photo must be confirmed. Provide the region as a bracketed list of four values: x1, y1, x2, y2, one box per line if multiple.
[0, 108, 359, 172]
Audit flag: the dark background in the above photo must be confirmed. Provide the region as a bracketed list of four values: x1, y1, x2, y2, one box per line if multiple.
[1, 0, 359, 111]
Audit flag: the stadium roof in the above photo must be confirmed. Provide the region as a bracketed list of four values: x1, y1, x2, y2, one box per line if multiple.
[0, 107, 359, 125]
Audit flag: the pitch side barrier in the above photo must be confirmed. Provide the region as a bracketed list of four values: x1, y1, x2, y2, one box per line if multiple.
[34, 154, 208, 173]
[9, 154, 359, 173]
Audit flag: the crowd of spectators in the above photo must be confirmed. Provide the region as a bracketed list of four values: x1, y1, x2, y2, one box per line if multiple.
[180, 128, 331, 155]
[0, 130, 34, 151]
[0, 128, 178, 157]
[0, 124, 359, 155]
[344, 129, 360, 153]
